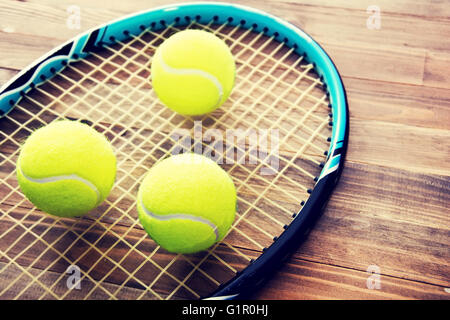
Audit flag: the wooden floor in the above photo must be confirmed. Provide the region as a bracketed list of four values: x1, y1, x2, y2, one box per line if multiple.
[0, 0, 449, 299]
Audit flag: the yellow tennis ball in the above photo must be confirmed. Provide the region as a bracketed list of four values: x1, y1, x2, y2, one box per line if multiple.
[137, 153, 236, 254]
[151, 29, 235, 115]
[16, 120, 116, 217]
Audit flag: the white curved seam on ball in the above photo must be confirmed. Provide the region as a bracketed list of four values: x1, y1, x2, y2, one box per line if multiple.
[159, 55, 224, 108]
[140, 199, 220, 241]
[18, 166, 101, 204]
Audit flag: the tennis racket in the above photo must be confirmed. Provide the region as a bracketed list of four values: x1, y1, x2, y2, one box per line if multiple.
[0, 2, 349, 300]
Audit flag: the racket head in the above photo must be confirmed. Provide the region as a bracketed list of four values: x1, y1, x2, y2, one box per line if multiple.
[0, 2, 348, 300]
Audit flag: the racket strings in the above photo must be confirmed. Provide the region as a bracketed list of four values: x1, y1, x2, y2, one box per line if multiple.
[0, 18, 331, 299]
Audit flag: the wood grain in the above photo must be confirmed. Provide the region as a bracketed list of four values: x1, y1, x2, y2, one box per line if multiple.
[0, 0, 449, 300]
[254, 258, 447, 300]
[294, 162, 449, 287]
[344, 77, 450, 130]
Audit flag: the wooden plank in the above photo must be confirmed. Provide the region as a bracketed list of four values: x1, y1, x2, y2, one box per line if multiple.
[0, 68, 18, 87]
[2, 202, 447, 301]
[244, 0, 450, 54]
[26, 0, 450, 25]
[294, 161, 450, 287]
[324, 43, 425, 86]
[424, 51, 450, 90]
[3, 68, 450, 131]
[0, 32, 62, 71]
[4, 0, 450, 57]
[3, 253, 447, 300]
[3, 249, 447, 300]
[0, 38, 428, 87]
[1, 1, 449, 87]
[0, 0, 449, 301]
[0, 205, 256, 300]
[0, 261, 153, 300]
[1, 0, 450, 56]
[1, 161, 448, 293]
[0, 0, 118, 35]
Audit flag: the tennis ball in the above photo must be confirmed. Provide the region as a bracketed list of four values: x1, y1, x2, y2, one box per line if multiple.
[137, 153, 236, 254]
[16, 120, 116, 217]
[151, 29, 235, 115]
